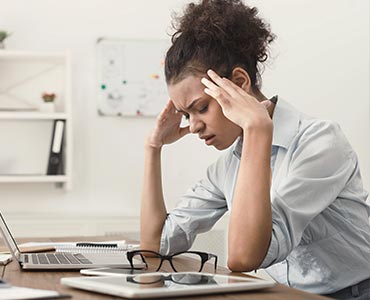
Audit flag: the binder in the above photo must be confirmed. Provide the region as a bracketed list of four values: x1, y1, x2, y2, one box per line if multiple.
[47, 120, 65, 175]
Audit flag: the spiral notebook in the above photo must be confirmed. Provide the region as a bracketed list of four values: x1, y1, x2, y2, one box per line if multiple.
[19, 241, 139, 254]
[56, 241, 132, 254]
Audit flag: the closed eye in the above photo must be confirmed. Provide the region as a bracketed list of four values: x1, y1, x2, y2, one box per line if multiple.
[199, 105, 208, 114]
[179, 104, 207, 120]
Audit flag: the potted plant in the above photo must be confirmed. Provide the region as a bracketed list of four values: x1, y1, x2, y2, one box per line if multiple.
[41, 92, 56, 112]
[0, 31, 10, 49]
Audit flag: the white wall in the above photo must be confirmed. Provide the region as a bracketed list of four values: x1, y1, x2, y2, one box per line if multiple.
[0, 0, 368, 238]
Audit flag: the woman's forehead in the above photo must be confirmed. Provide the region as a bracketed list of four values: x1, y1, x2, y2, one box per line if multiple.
[168, 75, 205, 109]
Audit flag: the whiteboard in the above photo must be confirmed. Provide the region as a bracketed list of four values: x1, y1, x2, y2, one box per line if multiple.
[96, 38, 169, 117]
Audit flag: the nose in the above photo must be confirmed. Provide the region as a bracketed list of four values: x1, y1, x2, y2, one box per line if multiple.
[189, 116, 204, 134]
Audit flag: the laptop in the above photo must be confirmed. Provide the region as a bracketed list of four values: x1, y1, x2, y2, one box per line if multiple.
[0, 212, 145, 270]
[61, 272, 276, 298]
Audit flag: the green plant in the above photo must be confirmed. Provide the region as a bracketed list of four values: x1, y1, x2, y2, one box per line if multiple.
[42, 92, 56, 102]
[0, 31, 10, 42]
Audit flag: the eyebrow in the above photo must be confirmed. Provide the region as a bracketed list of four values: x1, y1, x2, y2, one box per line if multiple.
[175, 98, 202, 113]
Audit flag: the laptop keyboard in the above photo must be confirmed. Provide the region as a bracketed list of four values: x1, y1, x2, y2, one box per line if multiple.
[26, 253, 92, 265]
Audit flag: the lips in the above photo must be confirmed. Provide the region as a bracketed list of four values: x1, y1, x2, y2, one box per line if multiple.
[200, 135, 216, 145]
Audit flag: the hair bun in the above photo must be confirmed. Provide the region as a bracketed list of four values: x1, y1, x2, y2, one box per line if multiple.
[166, 0, 275, 87]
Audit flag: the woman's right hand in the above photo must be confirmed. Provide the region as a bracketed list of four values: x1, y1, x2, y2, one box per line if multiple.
[146, 100, 190, 149]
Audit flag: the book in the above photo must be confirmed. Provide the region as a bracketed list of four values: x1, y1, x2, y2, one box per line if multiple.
[46, 120, 65, 175]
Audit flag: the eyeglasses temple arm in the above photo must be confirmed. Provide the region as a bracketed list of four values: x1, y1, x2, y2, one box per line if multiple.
[140, 253, 148, 269]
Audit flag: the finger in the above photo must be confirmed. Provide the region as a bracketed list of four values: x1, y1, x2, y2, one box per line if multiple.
[157, 106, 167, 120]
[201, 77, 231, 106]
[201, 76, 223, 92]
[179, 126, 190, 138]
[204, 86, 231, 107]
[157, 102, 172, 123]
[206, 69, 243, 98]
[160, 100, 177, 118]
[261, 100, 272, 109]
[162, 99, 173, 114]
[166, 99, 177, 113]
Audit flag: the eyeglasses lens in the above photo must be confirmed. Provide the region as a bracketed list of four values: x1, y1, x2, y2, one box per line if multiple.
[131, 252, 162, 272]
[129, 273, 215, 285]
[171, 253, 203, 272]
[171, 273, 211, 284]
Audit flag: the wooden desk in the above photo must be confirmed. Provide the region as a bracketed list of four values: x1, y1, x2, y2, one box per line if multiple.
[1, 237, 331, 300]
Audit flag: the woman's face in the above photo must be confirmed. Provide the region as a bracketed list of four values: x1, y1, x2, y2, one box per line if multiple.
[168, 75, 242, 150]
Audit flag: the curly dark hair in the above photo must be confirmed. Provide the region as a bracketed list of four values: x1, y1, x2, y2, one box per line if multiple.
[165, 0, 275, 90]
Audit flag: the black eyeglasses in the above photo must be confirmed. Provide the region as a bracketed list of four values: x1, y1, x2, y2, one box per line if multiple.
[127, 273, 217, 286]
[126, 250, 218, 273]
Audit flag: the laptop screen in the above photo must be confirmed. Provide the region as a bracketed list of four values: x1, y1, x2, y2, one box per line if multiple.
[0, 212, 21, 261]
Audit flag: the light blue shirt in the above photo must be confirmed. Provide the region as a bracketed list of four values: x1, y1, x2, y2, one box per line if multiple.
[160, 99, 370, 294]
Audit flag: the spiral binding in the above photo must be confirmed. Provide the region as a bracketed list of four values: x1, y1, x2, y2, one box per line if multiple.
[55, 241, 139, 254]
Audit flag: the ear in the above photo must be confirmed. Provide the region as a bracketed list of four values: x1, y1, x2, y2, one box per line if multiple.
[231, 67, 252, 92]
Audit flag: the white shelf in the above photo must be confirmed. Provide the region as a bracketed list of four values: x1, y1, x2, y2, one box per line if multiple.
[0, 50, 66, 62]
[0, 175, 68, 183]
[0, 49, 72, 190]
[0, 112, 68, 120]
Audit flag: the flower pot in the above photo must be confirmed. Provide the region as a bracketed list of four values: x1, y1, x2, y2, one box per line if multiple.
[40, 102, 55, 113]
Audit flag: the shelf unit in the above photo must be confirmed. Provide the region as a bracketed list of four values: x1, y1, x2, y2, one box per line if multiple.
[0, 112, 68, 120]
[0, 175, 68, 183]
[0, 50, 72, 190]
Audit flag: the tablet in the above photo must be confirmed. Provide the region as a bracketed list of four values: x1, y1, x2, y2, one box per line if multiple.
[81, 268, 145, 276]
[61, 272, 276, 299]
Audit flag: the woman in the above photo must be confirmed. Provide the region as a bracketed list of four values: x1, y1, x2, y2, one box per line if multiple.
[140, 0, 370, 298]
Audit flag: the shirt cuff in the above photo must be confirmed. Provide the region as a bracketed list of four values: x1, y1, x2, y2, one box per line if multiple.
[159, 216, 191, 255]
[159, 228, 167, 255]
[259, 232, 279, 268]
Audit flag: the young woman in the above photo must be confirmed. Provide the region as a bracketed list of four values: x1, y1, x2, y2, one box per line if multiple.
[140, 0, 370, 298]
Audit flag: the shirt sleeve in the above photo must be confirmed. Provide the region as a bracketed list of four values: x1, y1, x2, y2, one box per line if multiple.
[260, 121, 357, 268]
[160, 154, 230, 255]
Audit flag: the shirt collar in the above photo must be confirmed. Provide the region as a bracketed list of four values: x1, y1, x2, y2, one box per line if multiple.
[233, 98, 301, 158]
[271, 98, 301, 149]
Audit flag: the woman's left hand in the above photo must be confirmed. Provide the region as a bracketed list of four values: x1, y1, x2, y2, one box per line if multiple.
[201, 69, 272, 132]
